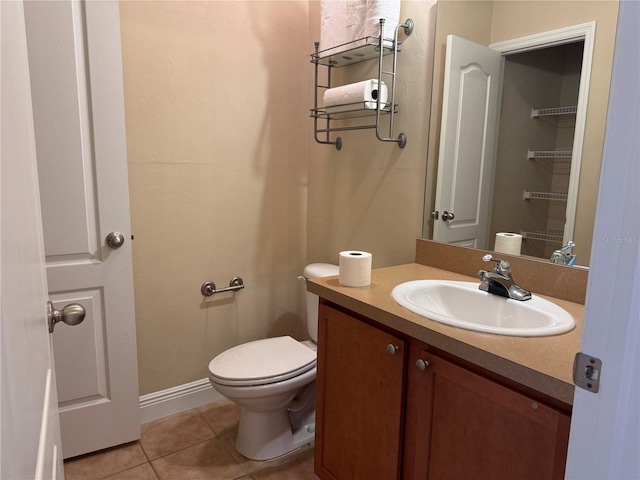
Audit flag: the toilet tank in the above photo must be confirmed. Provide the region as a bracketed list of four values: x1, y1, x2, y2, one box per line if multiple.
[303, 263, 339, 342]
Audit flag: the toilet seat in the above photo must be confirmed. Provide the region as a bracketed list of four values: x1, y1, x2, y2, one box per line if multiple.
[208, 336, 316, 387]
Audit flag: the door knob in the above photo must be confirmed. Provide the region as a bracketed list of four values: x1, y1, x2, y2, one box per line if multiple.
[442, 211, 455, 221]
[106, 231, 125, 249]
[48, 301, 86, 333]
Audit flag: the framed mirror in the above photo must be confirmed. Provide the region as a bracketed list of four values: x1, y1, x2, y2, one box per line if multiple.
[422, 0, 620, 268]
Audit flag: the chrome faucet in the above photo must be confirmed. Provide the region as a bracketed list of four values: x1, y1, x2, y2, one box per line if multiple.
[477, 254, 531, 301]
[550, 241, 576, 266]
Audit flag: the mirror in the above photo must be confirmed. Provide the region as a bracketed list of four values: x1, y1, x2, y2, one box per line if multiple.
[422, 0, 620, 267]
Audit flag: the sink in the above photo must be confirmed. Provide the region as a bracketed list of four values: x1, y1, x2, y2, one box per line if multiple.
[391, 280, 575, 337]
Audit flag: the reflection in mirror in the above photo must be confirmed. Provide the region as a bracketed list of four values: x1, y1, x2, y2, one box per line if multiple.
[422, 0, 620, 267]
[490, 41, 583, 262]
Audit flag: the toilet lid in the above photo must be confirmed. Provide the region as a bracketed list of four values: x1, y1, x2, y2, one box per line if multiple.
[208, 336, 316, 386]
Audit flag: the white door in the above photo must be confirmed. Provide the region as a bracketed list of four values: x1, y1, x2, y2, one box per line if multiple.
[23, 0, 140, 459]
[1, 2, 63, 478]
[433, 35, 502, 249]
[565, 0, 640, 477]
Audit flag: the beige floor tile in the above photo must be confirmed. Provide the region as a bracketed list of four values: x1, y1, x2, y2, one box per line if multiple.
[197, 398, 242, 436]
[140, 409, 215, 460]
[251, 446, 318, 480]
[104, 462, 158, 480]
[63, 442, 147, 480]
[218, 431, 315, 476]
[151, 438, 247, 480]
[217, 431, 263, 475]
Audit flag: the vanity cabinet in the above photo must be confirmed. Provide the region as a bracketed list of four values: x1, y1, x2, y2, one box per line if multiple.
[315, 302, 407, 480]
[315, 302, 571, 480]
[403, 345, 571, 480]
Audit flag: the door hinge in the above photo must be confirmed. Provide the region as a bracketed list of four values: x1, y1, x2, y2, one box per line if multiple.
[573, 352, 603, 393]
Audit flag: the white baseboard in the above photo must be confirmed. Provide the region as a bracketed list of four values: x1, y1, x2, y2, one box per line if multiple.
[139, 378, 224, 425]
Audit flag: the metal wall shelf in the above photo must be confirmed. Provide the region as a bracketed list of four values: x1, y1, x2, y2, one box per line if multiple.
[523, 191, 568, 201]
[311, 37, 400, 68]
[521, 230, 564, 243]
[312, 103, 397, 120]
[311, 18, 413, 150]
[522, 98, 577, 248]
[527, 150, 572, 161]
[531, 105, 577, 118]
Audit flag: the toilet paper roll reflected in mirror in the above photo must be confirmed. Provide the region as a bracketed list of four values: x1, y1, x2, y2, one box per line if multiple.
[494, 233, 522, 255]
[339, 251, 372, 287]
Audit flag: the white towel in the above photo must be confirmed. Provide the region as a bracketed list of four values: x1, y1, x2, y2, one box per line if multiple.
[319, 0, 400, 57]
[319, 0, 365, 55]
[360, 0, 401, 41]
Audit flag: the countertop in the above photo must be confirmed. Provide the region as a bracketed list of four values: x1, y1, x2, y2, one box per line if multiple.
[308, 263, 583, 406]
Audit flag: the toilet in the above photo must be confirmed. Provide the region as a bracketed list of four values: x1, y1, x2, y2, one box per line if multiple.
[207, 263, 339, 461]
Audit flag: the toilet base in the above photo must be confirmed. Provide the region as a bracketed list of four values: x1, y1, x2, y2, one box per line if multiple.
[235, 407, 315, 460]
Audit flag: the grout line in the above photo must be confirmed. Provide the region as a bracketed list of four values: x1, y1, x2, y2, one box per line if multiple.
[139, 408, 217, 461]
[147, 437, 220, 462]
[147, 459, 161, 480]
[138, 440, 151, 462]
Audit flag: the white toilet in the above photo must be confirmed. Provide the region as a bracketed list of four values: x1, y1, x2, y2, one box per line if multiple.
[207, 263, 339, 461]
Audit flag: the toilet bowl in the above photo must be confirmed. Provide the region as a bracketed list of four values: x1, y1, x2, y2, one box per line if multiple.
[207, 263, 339, 461]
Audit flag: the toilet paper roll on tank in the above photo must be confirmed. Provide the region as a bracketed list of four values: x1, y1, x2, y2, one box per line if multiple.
[494, 232, 523, 255]
[323, 80, 388, 113]
[339, 251, 373, 287]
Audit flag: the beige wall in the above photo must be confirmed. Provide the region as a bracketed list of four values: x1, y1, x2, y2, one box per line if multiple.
[306, 0, 437, 268]
[424, 0, 619, 266]
[120, 0, 310, 395]
[121, 0, 437, 395]
[125, 0, 615, 396]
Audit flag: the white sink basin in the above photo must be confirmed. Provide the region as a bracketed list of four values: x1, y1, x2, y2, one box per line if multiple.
[391, 280, 575, 337]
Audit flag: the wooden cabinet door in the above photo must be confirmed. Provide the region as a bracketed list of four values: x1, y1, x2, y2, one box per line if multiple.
[315, 303, 407, 480]
[404, 348, 571, 480]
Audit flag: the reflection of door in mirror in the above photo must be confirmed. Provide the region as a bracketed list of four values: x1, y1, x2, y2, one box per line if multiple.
[433, 26, 592, 264]
[432, 35, 501, 249]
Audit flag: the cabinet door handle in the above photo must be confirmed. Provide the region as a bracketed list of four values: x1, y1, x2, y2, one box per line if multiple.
[416, 359, 429, 371]
[386, 344, 400, 356]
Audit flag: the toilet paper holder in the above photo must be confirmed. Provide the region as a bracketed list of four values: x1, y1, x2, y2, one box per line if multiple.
[201, 277, 245, 297]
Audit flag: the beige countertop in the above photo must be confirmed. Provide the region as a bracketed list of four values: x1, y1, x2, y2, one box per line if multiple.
[308, 263, 583, 406]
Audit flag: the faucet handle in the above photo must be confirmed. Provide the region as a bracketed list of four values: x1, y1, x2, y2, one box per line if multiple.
[482, 254, 511, 275]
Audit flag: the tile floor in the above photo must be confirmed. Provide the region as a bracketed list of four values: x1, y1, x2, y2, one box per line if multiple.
[63, 399, 319, 480]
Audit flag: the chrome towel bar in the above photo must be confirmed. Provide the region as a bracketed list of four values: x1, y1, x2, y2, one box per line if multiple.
[201, 277, 245, 297]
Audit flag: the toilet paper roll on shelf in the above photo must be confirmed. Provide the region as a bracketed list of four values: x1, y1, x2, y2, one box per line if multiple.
[322, 80, 388, 114]
[339, 251, 372, 287]
[494, 233, 522, 255]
